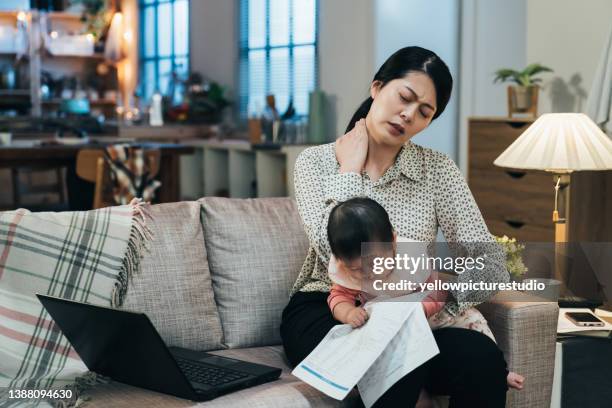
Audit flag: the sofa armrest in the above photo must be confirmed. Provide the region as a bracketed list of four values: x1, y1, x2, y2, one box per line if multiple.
[476, 291, 558, 408]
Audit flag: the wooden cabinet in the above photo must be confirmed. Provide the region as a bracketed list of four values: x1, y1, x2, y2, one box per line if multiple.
[467, 117, 612, 242]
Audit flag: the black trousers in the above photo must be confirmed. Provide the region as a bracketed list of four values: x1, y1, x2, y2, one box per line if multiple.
[280, 291, 508, 408]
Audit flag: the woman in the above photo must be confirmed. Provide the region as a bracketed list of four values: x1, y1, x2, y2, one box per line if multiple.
[280, 46, 511, 407]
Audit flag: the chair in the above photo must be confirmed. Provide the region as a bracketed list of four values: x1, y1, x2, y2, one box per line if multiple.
[76, 148, 160, 209]
[11, 166, 68, 211]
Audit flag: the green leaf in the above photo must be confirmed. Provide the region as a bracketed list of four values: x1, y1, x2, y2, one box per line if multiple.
[495, 63, 553, 86]
[521, 63, 553, 77]
[518, 74, 532, 87]
[493, 69, 520, 84]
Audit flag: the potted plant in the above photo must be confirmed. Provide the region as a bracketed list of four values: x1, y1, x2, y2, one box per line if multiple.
[69, 0, 110, 35]
[184, 74, 231, 124]
[493, 63, 553, 116]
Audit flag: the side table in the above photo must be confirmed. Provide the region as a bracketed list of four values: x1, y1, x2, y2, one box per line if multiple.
[551, 336, 612, 407]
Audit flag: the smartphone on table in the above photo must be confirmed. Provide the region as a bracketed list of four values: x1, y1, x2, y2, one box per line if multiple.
[565, 312, 605, 327]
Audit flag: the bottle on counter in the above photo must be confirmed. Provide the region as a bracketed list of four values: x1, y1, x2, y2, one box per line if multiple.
[248, 101, 263, 144]
[261, 94, 280, 143]
[307, 90, 327, 144]
[150, 89, 164, 127]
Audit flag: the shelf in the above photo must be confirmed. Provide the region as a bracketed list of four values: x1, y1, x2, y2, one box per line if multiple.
[90, 99, 116, 106]
[0, 11, 20, 19]
[0, 9, 117, 118]
[0, 52, 29, 60]
[42, 99, 116, 106]
[185, 142, 310, 199]
[44, 52, 105, 60]
[0, 11, 82, 21]
[46, 12, 83, 21]
[203, 148, 230, 197]
[0, 89, 30, 96]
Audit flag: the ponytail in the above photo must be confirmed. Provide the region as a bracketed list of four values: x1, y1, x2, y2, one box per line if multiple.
[345, 97, 373, 134]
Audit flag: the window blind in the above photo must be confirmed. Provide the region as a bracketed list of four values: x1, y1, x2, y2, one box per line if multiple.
[239, 0, 318, 118]
[139, 0, 190, 103]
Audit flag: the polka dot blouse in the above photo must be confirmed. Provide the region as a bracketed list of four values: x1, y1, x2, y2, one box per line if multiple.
[290, 141, 509, 316]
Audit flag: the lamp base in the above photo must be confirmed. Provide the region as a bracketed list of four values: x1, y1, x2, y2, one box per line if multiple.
[553, 174, 570, 296]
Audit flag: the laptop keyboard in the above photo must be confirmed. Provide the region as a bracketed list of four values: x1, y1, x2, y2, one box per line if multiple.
[175, 357, 250, 386]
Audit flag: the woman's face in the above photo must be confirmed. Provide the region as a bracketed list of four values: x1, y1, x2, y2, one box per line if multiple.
[365, 71, 438, 147]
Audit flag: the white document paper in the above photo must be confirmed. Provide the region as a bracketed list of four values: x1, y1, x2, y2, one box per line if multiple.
[357, 303, 439, 407]
[292, 296, 439, 405]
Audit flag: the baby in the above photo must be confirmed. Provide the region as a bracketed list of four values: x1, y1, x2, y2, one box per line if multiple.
[326, 197, 524, 390]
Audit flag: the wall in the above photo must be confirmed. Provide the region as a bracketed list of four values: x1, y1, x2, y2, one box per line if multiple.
[458, 0, 527, 172]
[375, 0, 460, 160]
[318, 0, 375, 140]
[190, 0, 238, 102]
[526, 0, 612, 114]
[182, 0, 238, 199]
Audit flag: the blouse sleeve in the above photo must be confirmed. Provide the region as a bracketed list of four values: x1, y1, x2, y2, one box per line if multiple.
[294, 146, 364, 266]
[433, 153, 509, 316]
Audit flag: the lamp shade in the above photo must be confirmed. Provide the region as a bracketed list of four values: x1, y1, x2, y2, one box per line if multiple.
[493, 113, 612, 171]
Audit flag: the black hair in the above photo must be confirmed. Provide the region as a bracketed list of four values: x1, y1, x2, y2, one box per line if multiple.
[327, 197, 394, 262]
[345, 46, 453, 133]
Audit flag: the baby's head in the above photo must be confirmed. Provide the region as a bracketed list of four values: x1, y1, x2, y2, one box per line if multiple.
[327, 197, 396, 281]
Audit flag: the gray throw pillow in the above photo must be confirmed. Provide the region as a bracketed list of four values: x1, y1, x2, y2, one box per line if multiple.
[200, 197, 309, 348]
[122, 201, 224, 351]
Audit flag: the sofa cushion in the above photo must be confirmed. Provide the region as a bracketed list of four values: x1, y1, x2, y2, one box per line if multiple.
[82, 345, 361, 407]
[121, 202, 224, 351]
[199, 197, 309, 348]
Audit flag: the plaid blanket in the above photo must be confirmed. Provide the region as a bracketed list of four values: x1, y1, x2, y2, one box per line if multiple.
[0, 202, 151, 407]
[105, 144, 162, 205]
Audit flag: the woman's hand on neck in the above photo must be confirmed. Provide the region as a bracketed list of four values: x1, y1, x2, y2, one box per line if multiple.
[336, 119, 369, 174]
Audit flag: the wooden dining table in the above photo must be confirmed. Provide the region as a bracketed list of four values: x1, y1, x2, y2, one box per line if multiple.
[0, 139, 195, 210]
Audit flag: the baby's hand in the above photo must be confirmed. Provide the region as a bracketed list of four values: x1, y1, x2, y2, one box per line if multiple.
[507, 372, 524, 390]
[347, 307, 369, 328]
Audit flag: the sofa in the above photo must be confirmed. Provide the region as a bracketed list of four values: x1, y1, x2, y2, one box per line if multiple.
[76, 197, 558, 408]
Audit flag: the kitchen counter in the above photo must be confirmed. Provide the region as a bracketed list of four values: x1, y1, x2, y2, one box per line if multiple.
[118, 123, 222, 140]
[0, 116, 231, 141]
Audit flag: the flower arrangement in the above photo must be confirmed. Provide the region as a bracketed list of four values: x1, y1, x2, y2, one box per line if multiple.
[495, 235, 528, 281]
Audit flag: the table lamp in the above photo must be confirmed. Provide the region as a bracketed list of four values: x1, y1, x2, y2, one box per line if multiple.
[493, 113, 612, 294]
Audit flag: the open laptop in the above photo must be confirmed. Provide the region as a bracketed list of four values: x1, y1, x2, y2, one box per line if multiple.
[37, 294, 281, 402]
